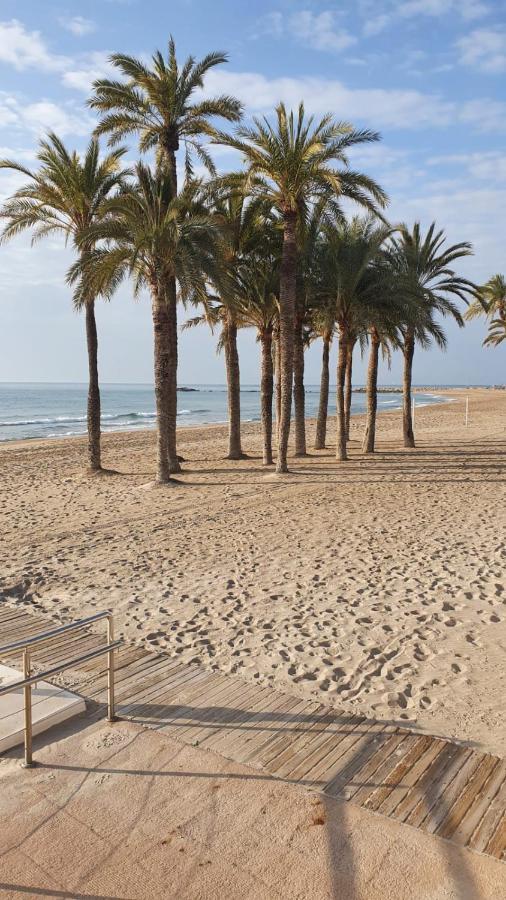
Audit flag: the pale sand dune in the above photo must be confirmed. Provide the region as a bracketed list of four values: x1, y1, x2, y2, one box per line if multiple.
[0, 388, 505, 756]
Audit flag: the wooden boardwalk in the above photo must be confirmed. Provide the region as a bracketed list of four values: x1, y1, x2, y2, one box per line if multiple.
[1, 603, 505, 862]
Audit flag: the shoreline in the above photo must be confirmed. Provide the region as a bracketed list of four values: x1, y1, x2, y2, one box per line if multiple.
[0, 386, 458, 450]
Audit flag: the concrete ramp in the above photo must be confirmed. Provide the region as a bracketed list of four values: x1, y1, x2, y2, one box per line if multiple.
[0, 664, 86, 754]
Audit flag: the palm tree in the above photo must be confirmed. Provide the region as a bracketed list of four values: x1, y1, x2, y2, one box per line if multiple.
[309, 298, 336, 451]
[69, 164, 218, 484]
[235, 250, 280, 465]
[313, 218, 393, 461]
[0, 134, 127, 472]
[361, 271, 407, 454]
[211, 192, 268, 459]
[182, 294, 246, 459]
[388, 223, 475, 448]
[214, 103, 387, 473]
[483, 317, 506, 347]
[90, 37, 242, 472]
[465, 274, 506, 347]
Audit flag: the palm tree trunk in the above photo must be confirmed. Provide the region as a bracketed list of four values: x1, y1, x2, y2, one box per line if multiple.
[314, 333, 330, 450]
[344, 338, 355, 441]
[166, 278, 181, 474]
[260, 327, 274, 465]
[224, 309, 242, 459]
[151, 282, 171, 484]
[336, 325, 348, 461]
[363, 327, 380, 454]
[85, 299, 101, 471]
[293, 308, 307, 457]
[277, 212, 297, 473]
[402, 329, 415, 448]
[274, 325, 281, 443]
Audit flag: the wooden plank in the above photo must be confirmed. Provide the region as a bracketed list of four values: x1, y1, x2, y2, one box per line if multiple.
[485, 812, 506, 859]
[206, 693, 309, 757]
[238, 699, 327, 769]
[282, 715, 367, 784]
[323, 728, 401, 800]
[210, 691, 302, 760]
[390, 742, 457, 823]
[468, 776, 506, 854]
[450, 760, 506, 847]
[363, 735, 434, 812]
[346, 733, 415, 806]
[98, 658, 189, 708]
[437, 756, 500, 841]
[83, 650, 169, 697]
[131, 666, 230, 721]
[126, 667, 232, 723]
[376, 738, 447, 817]
[420, 751, 485, 834]
[119, 664, 214, 719]
[134, 672, 237, 736]
[126, 670, 214, 727]
[314, 721, 394, 789]
[404, 746, 468, 828]
[174, 681, 267, 745]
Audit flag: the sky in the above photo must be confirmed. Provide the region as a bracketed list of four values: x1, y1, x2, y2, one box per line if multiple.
[0, 0, 505, 386]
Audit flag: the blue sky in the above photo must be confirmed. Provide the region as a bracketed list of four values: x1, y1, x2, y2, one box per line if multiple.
[0, 0, 505, 385]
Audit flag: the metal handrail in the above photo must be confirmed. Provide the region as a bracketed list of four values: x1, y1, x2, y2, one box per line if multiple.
[0, 611, 122, 768]
[0, 610, 113, 654]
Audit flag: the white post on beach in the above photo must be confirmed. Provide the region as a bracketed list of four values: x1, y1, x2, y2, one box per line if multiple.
[465, 396, 469, 427]
[412, 395, 415, 430]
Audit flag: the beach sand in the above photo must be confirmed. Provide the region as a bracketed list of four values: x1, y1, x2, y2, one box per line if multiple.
[1, 388, 505, 756]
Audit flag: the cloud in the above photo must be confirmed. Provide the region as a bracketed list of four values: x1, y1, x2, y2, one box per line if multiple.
[400, 0, 489, 20]
[0, 92, 94, 138]
[62, 52, 116, 92]
[0, 19, 68, 72]
[427, 151, 506, 181]
[456, 28, 506, 73]
[361, 0, 489, 36]
[206, 69, 506, 132]
[257, 9, 356, 53]
[20, 101, 94, 136]
[59, 16, 96, 37]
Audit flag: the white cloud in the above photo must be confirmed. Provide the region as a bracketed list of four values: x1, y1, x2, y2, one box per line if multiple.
[363, 14, 391, 36]
[0, 93, 94, 138]
[0, 19, 68, 72]
[361, 0, 489, 35]
[427, 151, 506, 181]
[59, 16, 96, 37]
[400, 0, 489, 20]
[62, 52, 116, 92]
[456, 28, 506, 73]
[20, 100, 94, 137]
[206, 69, 506, 132]
[258, 9, 356, 53]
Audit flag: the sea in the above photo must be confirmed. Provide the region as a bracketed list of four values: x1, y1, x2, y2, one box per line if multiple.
[0, 383, 451, 443]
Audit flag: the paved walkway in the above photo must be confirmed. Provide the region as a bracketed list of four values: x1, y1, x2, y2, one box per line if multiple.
[1, 603, 505, 863]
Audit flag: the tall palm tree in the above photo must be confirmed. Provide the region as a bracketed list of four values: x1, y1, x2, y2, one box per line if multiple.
[388, 223, 475, 448]
[211, 192, 268, 459]
[69, 164, 218, 484]
[361, 266, 409, 454]
[214, 103, 387, 472]
[313, 218, 393, 461]
[0, 134, 127, 472]
[309, 298, 336, 451]
[90, 37, 242, 472]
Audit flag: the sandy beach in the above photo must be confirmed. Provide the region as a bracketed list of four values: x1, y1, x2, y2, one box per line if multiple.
[1, 388, 505, 757]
